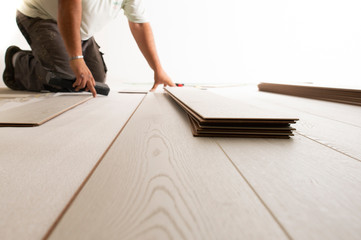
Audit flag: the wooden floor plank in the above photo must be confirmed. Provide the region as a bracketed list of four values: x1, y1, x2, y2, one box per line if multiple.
[165, 87, 298, 120]
[217, 134, 361, 240]
[48, 93, 288, 240]
[0, 94, 92, 126]
[211, 87, 361, 160]
[0, 92, 145, 240]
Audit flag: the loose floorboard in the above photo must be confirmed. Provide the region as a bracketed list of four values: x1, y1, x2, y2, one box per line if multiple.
[210, 87, 361, 160]
[217, 134, 361, 240]
[0, 92, 145, 240]
[0, 90, 92, 126]
[48, 93, 288, 240]
[165, 87, 298, 120]
[165, 87, 297, 138]
[0, 94, 92, 126]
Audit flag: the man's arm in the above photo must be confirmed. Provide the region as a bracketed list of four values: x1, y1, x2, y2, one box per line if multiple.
[57, 0, 96, 97]
[128, 21, 175, 91]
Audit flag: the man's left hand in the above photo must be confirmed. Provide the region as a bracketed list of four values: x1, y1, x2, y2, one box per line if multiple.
[150, 69, 176, 92]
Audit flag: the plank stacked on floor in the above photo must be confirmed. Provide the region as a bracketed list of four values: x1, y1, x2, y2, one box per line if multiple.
[258, 82, 361, 106]
[0, 91, 92, 126]
[164, 87, 298, 138]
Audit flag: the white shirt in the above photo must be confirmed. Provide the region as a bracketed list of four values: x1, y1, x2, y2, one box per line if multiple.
[18, 0, 148, 40]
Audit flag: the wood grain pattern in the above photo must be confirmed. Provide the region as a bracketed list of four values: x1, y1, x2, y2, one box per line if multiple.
[0, 93, 92, 126]
[217, 134, 361, 240]
[211, 87, 361, 160]
[0, 92, 145, 240]
[48, 93, 288, 240]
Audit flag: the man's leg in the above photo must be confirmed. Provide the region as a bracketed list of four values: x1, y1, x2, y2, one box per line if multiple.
[12, 11, 75, 91]
[82, 37, 107, 84]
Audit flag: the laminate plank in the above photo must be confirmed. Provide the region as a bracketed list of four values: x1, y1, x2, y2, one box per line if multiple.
[165, 87, 298, 121]
[187, 115, 292, 137]
[0, 92, 92, 126]
[0, 93, 145, 240]
[48, 93, 288, 240]
[217, 134, 361, 240]
[210, 87, 361, 160]
[0, 87, 48, 95]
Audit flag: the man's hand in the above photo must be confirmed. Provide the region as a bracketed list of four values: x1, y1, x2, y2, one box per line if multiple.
[69, 59, 97, 97]
[150, 69, 175, 92]
[128, 21, 176, 92]
[58, 0, 96, 97]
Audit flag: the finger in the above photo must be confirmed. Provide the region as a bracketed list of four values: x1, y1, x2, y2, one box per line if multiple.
[75, 82, 85, 91]
[150, 82, 159, 92]
[88, 83, 97, 97]
[80, 75, 89, 89]
[73, 73, 84, 88]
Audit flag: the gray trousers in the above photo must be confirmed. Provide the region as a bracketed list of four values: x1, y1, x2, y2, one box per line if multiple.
[14, 10, 107, 91]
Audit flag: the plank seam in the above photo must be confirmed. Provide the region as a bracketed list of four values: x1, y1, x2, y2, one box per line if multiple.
[42, 94, 147, 240]
[215, 140, 293, 240]
[295, 132, 361, 163]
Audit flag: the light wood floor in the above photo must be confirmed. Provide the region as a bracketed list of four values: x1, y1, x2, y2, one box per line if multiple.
[1, 86, 360, 240]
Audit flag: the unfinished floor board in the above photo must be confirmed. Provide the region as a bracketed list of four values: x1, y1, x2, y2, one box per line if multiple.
[0, 92, 145, 240]
[48, 93, 288, 240]
[210, 87, 361, 160]
[217, 134, 361, 240]
[0, 91, 93, 126]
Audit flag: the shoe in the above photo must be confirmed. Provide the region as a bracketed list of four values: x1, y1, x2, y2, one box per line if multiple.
[3, 45, 23, 90]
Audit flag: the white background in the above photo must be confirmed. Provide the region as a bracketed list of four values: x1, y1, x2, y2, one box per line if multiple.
[1, 0, 361, 88]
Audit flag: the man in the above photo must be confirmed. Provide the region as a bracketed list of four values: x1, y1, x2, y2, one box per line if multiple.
[3, 0, 175, 97]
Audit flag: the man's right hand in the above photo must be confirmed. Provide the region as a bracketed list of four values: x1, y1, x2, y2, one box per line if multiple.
[69, 58, 97, 97]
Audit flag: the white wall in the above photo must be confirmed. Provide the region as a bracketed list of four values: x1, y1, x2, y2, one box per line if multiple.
[1, 0, 361, 88]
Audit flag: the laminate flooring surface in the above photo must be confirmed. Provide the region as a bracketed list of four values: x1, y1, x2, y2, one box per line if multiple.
[48, 93, 288, 240]
[0, 92, 145, 240]
[217, 135, 361, 240]
[3, 86, 360, 240]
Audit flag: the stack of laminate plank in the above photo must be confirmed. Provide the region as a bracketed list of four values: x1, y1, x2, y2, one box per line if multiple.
[164, 87, 298, 138]
[258, 82, 361, 106]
